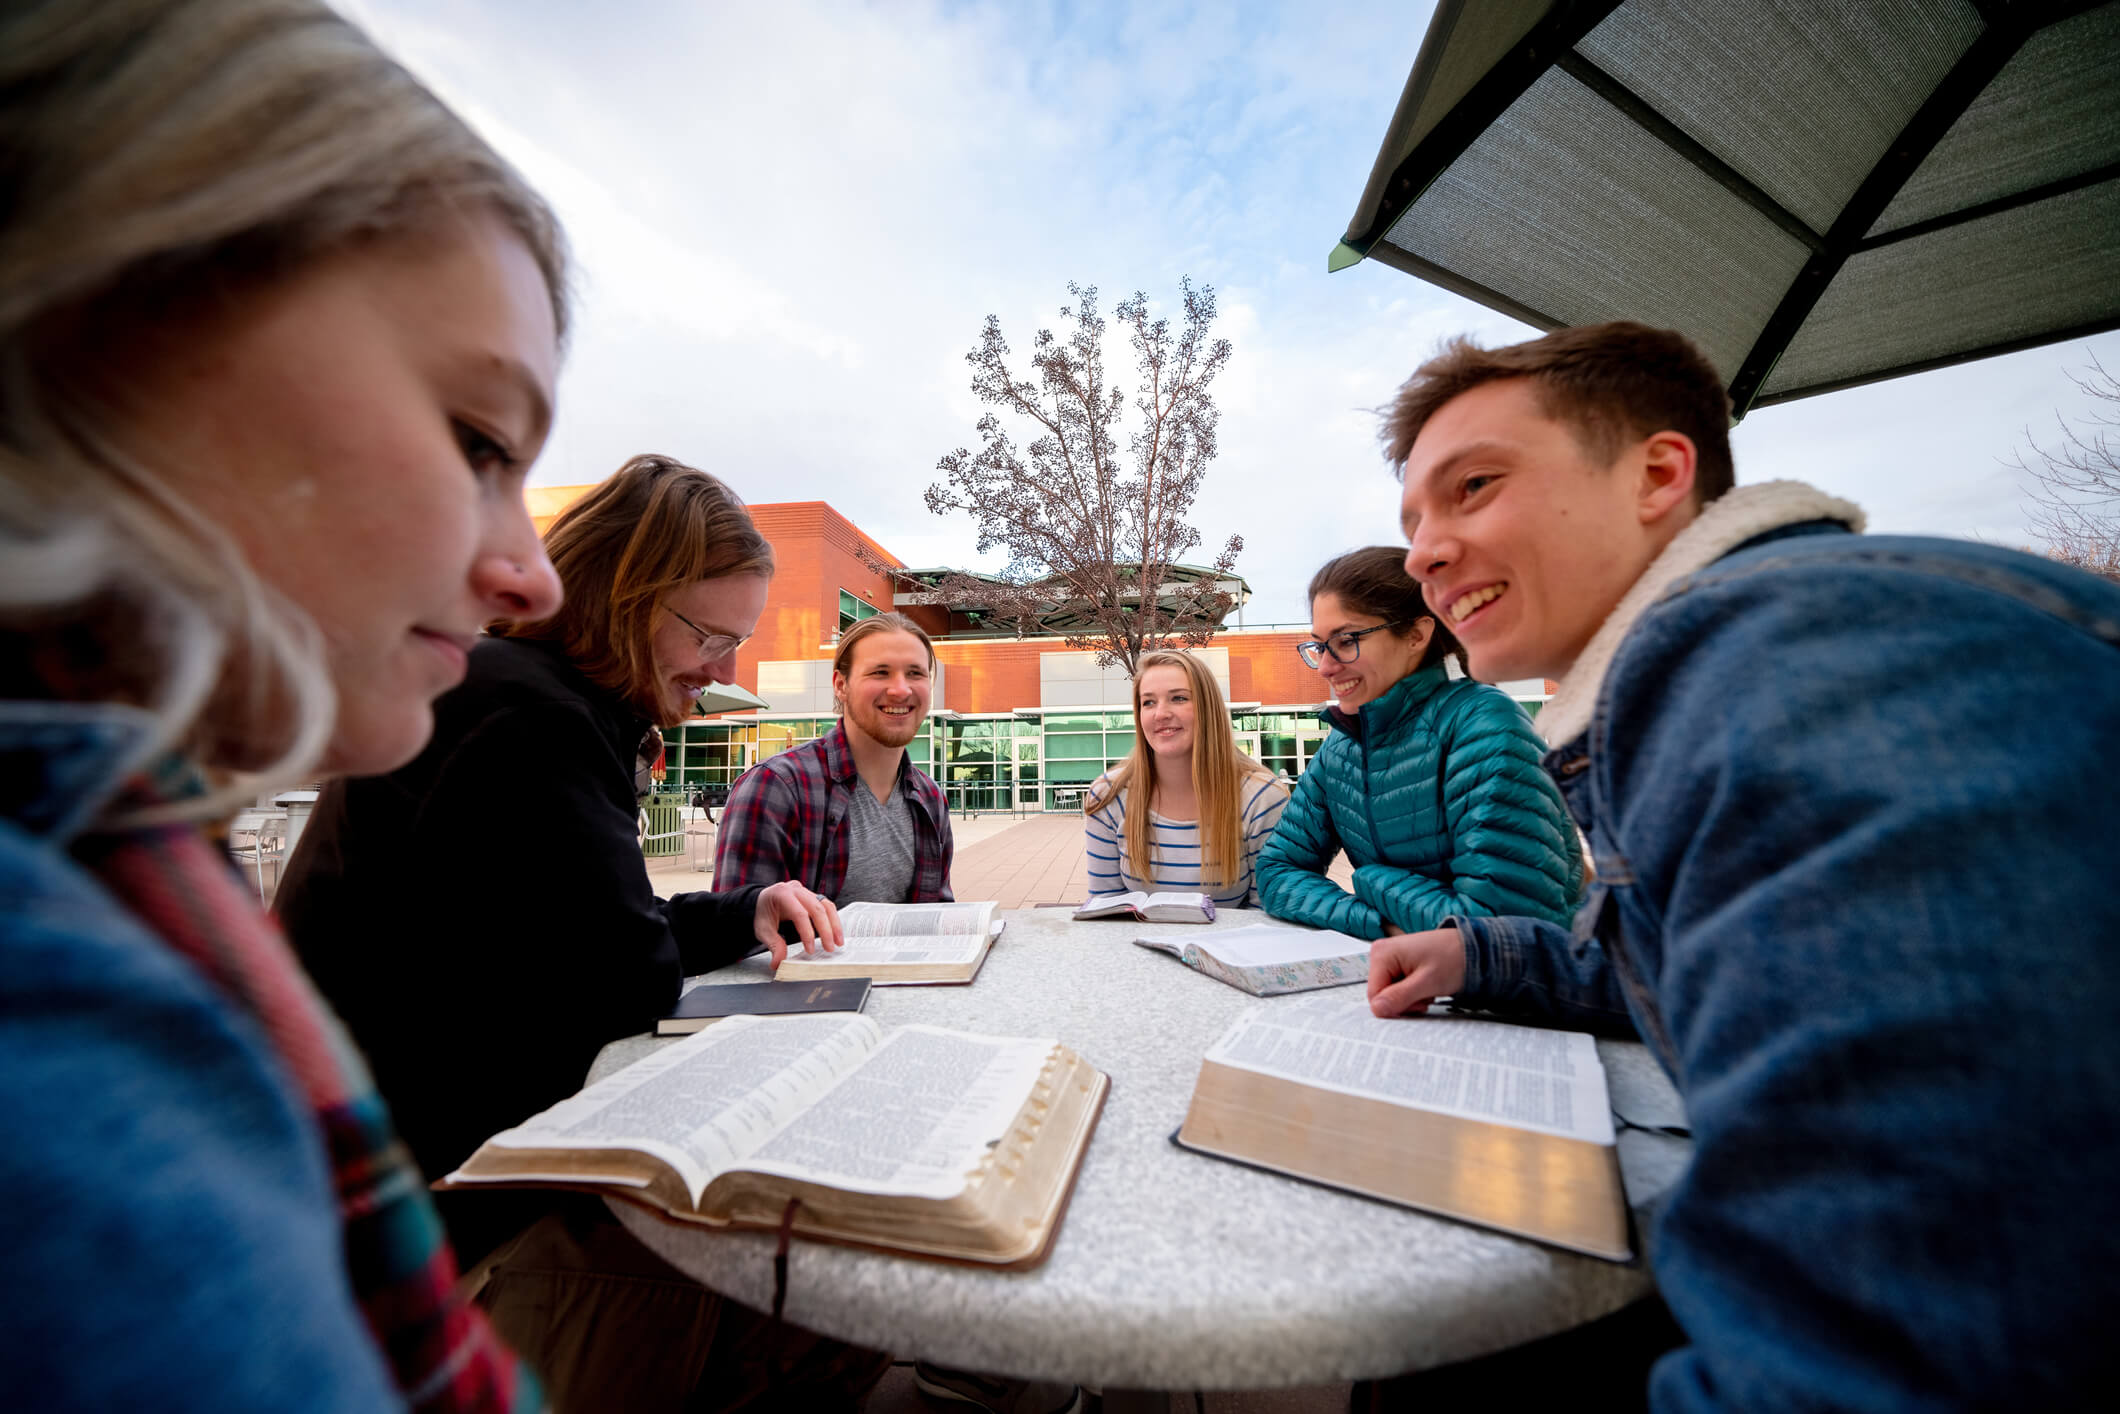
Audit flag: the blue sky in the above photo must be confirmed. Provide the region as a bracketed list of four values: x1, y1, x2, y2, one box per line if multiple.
[344, 0, 2119, 625]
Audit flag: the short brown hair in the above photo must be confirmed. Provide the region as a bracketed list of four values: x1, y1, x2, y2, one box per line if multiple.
[832, 611, 937, 681]
[1308, 546, 1465, 675]
[1382, 322, 1734, 503]
[497, 454, 772, 715]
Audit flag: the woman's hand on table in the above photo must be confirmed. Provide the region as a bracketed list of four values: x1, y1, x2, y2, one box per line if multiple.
[1368, 924, 1464, 1018]
[754, 882, 843, 966]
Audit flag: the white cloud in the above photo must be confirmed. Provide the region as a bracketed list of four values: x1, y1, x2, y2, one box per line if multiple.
[337, 0, 2120, 623]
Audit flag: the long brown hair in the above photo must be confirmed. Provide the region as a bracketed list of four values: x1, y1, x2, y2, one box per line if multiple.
[1308, 547, 1466, 676]
[1084, 650, 1275, 890]
[496, 454, 772, 717]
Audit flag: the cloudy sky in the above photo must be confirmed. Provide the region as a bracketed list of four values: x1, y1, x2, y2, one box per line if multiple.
[343, 0, 2118, 625]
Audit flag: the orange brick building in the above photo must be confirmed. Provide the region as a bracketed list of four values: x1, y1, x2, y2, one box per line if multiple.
[531, 490, 1542, 809]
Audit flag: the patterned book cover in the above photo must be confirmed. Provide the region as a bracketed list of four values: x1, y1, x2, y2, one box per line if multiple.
[1178, 945, 1367, 996]
[1134, 928, 1368, 996]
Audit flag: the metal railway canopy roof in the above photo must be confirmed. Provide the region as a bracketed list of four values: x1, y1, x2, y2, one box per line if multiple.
[1331, 0, 2120, 418]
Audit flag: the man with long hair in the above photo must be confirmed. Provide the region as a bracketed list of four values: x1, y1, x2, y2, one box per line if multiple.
[281, 456, 877, 1411]
[715, 612, 954, 905]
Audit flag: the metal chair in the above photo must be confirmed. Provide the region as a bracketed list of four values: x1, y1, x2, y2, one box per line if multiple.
[227, 810, 287, 903]
[686, 814, 718, 873]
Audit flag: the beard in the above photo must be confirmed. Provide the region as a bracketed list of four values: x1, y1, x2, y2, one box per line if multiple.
[849, 697, 922, 747]
[650, 676, 703, 728]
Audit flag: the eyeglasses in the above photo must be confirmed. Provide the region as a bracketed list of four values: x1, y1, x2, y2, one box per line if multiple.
[1296, 622, 1405, 670]
[666, 605, 749, 664]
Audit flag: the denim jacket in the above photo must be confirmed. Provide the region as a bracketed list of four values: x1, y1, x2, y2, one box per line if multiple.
[1451, 483, 2120, 1411]
[0, 702, 403, 1410]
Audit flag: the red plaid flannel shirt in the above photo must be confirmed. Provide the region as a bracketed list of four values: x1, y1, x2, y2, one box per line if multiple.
[713, 721, 953, 901]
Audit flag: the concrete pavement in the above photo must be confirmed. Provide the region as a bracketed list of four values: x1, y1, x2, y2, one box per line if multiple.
[651, 809, 1355, 910]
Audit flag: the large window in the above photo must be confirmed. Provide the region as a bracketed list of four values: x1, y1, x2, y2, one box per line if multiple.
[658, 704, 1342, 815]
[756, 717, 834, 762]
[1232, 710, 1329, 783]
[1040, 710, 1135, 807]
[915, 716, 1054, 812]
[659, 716, 934, 794]
[937, 717, 1031, 812]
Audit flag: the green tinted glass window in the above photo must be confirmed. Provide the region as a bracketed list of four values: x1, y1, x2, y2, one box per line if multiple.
[837, 589, 879, 635]
[1044, 715, 1102, 733]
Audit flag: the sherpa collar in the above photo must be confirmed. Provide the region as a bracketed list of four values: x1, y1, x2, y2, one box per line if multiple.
[1537, 480, 1866, 749]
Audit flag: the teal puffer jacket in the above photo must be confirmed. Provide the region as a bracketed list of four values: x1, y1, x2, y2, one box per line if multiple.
[1257, 666, 1581, 938]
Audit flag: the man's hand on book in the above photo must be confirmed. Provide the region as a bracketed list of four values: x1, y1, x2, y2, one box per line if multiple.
[756, 881, 843, 966]
[1368, 925, 1465, 1018]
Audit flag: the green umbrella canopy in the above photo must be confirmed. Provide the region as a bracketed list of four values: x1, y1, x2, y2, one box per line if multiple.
[1333, 0, 2120, 418]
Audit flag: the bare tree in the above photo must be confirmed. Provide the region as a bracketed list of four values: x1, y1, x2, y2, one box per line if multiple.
[2009, 354, 2120, 583]
[915, 279, 1244, 675]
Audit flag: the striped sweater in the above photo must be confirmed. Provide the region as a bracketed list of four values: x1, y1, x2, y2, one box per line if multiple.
[1082, 770, 1290, 908]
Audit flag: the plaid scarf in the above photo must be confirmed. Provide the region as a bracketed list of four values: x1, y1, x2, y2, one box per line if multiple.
[81, 769, 543, 1413]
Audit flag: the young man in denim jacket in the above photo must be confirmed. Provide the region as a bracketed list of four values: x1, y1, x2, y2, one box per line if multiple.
[1369, 322, 2120, 1411]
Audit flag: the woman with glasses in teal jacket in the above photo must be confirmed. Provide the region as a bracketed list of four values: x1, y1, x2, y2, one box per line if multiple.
[1256, 547, 1581, 939]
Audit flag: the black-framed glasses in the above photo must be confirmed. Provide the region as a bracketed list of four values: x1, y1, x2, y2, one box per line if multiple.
[666, 605, 749, 664]
[1296, 622, 1405, 670]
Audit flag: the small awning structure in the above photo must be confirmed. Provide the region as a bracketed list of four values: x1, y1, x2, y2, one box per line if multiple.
[692, 682, 768, 716]
[1332, 0, 2120, 417]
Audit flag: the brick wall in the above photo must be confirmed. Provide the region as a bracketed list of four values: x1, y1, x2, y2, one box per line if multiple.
[1225, 632, 1326, 707]
[932, 639, 1043, 714]
[525, 487, 1330, 714]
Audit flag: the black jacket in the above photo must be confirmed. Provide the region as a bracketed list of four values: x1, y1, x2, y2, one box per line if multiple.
[280, 636, 763, 1261]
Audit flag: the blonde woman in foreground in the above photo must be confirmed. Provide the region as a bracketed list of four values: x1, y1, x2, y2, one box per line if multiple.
[0, 1, 565, 1408]
[1082, 651, 1289, 908]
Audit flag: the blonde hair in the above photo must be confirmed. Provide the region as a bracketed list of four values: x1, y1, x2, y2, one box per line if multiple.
[0, 0, 568, 825]
[497, 455, 772, 721]
[1084, 651, 1274, 890]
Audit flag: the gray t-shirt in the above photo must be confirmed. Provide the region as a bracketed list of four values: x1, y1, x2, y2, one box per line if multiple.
[836, 779, 918, 905]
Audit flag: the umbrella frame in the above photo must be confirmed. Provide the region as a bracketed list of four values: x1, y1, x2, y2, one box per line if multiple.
[1336, 0, 2120, 418]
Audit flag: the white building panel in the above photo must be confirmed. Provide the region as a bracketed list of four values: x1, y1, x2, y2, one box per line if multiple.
[1039, 647, 1230, 708]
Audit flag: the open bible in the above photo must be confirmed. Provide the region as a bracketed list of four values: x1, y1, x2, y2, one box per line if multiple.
[440, 1012, 1108, 1267]
[1133, 922, 1367, 995]
[1175, 992, 1630, 1261]
[777, 899, 1002, 984]
[1074, 891, 1216, 923]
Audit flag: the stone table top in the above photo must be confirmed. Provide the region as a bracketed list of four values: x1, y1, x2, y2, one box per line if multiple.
[591, 906, 1690, 1390]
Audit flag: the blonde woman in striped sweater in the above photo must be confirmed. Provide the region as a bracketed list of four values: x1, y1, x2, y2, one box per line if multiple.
[1082, 651, 1289, 908]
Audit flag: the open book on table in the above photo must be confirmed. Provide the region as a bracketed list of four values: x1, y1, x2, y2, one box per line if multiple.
[1133, 922, 1368, 995]
[1175, 992, 1630, 1261]
[1074, 891, 1216, 923]
[440, 1012, 1108, 1268]
[777, 899, 1002, 985]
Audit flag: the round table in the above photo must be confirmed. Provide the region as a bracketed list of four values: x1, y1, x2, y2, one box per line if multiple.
[591, 907, 1690, 1390]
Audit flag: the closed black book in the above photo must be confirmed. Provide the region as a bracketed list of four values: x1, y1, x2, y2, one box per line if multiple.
[655, 978, 872, 1035]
